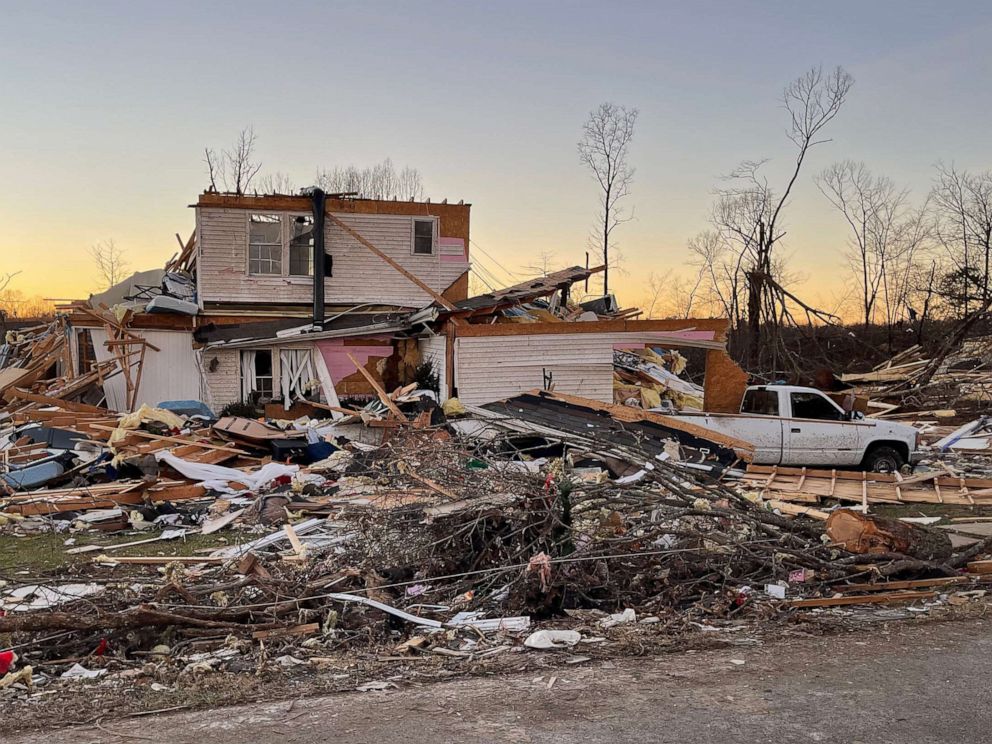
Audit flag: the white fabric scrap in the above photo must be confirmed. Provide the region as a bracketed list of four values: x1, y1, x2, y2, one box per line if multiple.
[155, 452, 299, 494]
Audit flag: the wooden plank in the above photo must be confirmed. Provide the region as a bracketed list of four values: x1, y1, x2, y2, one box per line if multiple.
[284, 523, 305, 556]
[453, 317, 730, 338]
[787, 590, 936, 608]
[252, 623, 319, 641]
[966, 560, 992, 575]
[764, 499, 830, 520]
[88, 425, 248, 454]
[746, 464, 992, 490]
[95, 556, 225, 565]
[837, 577, 967, 593]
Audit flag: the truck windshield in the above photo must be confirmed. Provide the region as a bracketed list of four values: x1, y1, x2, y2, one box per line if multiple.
[741, 389, 779, 416]
[790, 392, 844, 421]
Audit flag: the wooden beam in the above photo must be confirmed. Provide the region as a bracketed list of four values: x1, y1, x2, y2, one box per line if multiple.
[452, 319, 729, 341]
[787, 590, 936, 608]
[327, 213, 456, 310]
[346, 353, 405, 419]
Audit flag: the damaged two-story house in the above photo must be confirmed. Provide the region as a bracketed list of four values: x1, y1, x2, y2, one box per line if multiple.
[62, 189, 748, 416]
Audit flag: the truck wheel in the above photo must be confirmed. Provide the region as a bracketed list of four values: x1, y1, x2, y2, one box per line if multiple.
[862, 446, 904, 473]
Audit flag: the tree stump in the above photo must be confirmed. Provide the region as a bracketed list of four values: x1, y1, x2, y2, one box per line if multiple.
[826, 509, 952, 561]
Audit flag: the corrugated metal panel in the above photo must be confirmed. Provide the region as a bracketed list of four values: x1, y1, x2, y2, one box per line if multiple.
[198, 208, 469, 306]
[455, 335, 614, 406]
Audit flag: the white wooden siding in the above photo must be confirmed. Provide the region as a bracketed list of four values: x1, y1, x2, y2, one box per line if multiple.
[198, 208, 468, 307]
[417, 335, 447, 402]
[201, 348, 241, 411]
[90, 330, 203, 412]
[454, 335, 615, 406]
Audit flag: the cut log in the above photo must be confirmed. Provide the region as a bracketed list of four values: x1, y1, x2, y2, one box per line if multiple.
[826, 509, 952, 561]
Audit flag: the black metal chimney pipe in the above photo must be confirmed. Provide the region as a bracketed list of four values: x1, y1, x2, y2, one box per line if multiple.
[311, 188, 326, 326]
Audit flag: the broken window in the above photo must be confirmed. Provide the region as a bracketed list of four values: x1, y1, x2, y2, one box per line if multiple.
[279, 348, 317, 408]
[413, 218, 435, 255]
[240, 349, 274, 402]
[289, 215, 314, 276]
[790, 392, 843, 421]
[740, 388, 779, 416]
[248, 214, 282, 275]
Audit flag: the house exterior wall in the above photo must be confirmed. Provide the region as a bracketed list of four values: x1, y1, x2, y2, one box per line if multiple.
[201, 348, 241, 411]
[195, 194, 470, 309]
[454, 334, 616, 406]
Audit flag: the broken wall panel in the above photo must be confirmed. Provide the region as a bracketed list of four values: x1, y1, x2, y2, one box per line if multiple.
[703, 349, 750, 413]
[90, 329, 201, 412]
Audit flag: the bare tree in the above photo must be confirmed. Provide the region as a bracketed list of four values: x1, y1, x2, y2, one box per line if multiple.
[0, 288, 54, 319]
[640, 270, 670, 318]
[710, 66, 853, 367]
[816, 161, 912, 327]
[931, 162, 992, 315]
[203, 127, 262, 195]
[523, 249, 559, 277]
[316, 159, 425, 201]
[0, 271, 18, 295]
[255, 172, 296, 195]
[578, 103, 638, 297]
[88, 239, 129, 290]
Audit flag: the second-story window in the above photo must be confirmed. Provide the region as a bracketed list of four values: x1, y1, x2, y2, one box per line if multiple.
[249, 214, 282, 275]
[413, 219, 435, 255]
[289, 215, 314, 276]
[248, 214, 282, 274]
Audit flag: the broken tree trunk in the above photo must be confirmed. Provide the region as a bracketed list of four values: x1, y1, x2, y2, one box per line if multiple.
[0, 605, 283, 634]
[826, 509, 952, 561]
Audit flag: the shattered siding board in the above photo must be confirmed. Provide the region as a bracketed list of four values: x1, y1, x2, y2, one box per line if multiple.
[418, 335, 447, 402]
[455, 335, 614, 406]
[197, 208, 469, 307]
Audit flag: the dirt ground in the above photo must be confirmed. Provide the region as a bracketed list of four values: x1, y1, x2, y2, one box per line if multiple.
[8, 616, 992, 744]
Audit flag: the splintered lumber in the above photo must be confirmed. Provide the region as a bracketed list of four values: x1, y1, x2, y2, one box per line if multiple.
[966, 560, 992, 575]
[89, 424, 249, 454]
[764, 499, 830, 520]
[826, 509, 953, 561]
[787, 590, 936, 608]
[96, 556, 225, 565]
[837, 577, 968, 592]
[2, 480, 207, 516]
[347, 353, 405, 419]
[741, 464, 992, 506]
[252, 623, 320, 641]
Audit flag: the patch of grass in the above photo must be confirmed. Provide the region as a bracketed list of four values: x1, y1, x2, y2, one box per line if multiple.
[0, 529, 255, 576]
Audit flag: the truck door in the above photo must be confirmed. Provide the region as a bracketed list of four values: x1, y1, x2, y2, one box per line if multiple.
[784, 391, 863, 466]
[737, 388, 785, 464]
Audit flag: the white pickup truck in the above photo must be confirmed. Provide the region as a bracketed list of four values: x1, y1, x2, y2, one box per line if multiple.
[669, 384, 922, 471]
